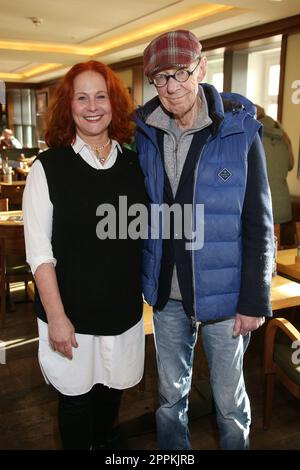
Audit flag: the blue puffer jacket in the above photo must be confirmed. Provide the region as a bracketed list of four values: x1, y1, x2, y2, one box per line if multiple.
[136, 83, 262, 322]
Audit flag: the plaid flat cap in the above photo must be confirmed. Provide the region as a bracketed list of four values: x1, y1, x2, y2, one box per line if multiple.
[143, 30, 202, 77]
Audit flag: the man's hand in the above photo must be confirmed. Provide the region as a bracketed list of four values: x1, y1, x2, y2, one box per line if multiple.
[48, 314, 78, 359]
[233, 313, 265, 337]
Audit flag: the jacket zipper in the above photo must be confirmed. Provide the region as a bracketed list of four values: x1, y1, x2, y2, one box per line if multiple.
[192, 142, 208, 322]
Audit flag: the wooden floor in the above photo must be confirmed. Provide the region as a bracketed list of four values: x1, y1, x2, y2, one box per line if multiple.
[0, 286, 300, 451]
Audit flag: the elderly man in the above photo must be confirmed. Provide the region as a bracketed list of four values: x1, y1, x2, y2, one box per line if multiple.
[136, 30, 273, 450]
[0, 128, 22, 150]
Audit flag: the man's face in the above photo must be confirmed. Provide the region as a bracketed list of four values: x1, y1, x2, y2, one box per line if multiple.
[153, 57, 207, 120]
[3, 130, 12, 140]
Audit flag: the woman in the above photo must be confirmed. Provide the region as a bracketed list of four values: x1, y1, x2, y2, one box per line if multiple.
[23, 61, 147, 450]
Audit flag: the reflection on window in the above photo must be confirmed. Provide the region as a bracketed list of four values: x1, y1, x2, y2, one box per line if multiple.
[268, 64, 280, 96]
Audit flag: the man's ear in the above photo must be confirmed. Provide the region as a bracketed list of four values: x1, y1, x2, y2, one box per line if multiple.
[198, 56, 207, 83]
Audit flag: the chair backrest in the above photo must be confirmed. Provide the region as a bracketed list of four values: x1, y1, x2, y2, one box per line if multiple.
[0, 183, 25, 208]
[0, 198, 9, 211]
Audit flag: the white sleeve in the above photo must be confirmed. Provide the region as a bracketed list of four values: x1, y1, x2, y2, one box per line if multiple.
[12, 136, 22, 149]
[22, 160, 57, 275]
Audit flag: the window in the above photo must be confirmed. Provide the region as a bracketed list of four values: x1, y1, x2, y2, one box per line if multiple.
[247, 47, 281, 119]
[211, 72, 224, 92]
[266, 61, 280, 119]
[268, 64, 280, 96]
[205, 55, 224, 92]
[6, 89, 37, 147]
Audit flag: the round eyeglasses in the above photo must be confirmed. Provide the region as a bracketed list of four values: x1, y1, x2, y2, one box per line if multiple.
[149, 58, 201, 88]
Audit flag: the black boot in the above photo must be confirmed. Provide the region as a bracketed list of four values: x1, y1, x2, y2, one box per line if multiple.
[91, 426, 128, 450]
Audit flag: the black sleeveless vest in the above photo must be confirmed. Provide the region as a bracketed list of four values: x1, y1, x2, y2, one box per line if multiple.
[35, 146, 147, 335]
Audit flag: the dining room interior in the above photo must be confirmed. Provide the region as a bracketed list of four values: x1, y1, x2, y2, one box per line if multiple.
[0, 0, 300, 451]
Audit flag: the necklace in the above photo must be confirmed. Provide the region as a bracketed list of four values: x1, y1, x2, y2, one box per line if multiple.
[92, 138, 111, 165]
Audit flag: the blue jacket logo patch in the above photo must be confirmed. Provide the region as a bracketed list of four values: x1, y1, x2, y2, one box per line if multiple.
[218, 168, 232, 182]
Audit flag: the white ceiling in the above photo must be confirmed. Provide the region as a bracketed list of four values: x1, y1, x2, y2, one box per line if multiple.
[0, 0, 299, 83]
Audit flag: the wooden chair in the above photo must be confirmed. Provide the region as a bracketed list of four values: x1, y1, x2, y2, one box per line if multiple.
[0, 183, 25, 210]
[0, 224, 32, 328]
[0, 198, 9, 211]
[263, 317, 300, 429]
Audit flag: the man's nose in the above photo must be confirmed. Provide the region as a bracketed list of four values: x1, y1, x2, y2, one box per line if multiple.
[166, 76, 180, 93]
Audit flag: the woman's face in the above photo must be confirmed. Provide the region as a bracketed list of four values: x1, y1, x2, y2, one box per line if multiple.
[71, 70, 112, 144]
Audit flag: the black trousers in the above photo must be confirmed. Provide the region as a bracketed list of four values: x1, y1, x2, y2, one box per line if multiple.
[57, 383, 123, 450]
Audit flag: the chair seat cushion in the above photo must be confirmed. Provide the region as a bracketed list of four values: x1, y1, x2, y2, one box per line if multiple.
[274, 343, 300, 385]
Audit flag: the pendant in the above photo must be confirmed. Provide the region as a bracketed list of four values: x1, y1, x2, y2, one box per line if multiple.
[92, 139, 111, 165]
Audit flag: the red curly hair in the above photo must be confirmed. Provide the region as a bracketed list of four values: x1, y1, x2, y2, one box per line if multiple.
[45, 60, 135, 148]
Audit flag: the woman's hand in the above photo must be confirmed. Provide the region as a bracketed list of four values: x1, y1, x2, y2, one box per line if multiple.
[48, 314, 78, 359]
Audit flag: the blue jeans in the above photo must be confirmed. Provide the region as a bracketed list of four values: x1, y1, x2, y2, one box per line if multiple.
[153, 300, 251, 450]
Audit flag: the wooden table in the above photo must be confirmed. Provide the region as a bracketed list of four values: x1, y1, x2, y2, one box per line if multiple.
[277, 248, 300, 281]
[271, 274, 300, 310]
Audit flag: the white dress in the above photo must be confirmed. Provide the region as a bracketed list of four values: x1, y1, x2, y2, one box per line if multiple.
[23, 135, 145, 395]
